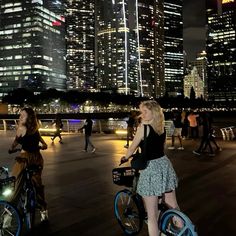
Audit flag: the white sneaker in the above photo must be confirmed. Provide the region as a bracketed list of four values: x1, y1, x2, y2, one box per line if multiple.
[177, 147, 184, 150]
[168, 146, 175, 150]
[91, 148, 96, 153]
[40, 210, 48, 222]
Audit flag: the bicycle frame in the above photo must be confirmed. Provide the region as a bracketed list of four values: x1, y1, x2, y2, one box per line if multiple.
[17, 165, 40, 231]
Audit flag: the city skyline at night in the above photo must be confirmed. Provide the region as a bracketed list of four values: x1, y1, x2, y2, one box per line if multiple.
[0, 0, 235, 102]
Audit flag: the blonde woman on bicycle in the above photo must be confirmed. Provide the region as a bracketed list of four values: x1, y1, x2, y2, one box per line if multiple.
[121, 100, 180, 236]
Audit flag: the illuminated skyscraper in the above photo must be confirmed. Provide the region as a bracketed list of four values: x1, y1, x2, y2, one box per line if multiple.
[96, 0, 130, 94]
[206, 0, 236, 101]
[96, 0, 165, 98]
[66, 0, 95, 91]
[136, 0, 165, 98]
[164, 0, 183, 96]
[0, 0, 67, 97]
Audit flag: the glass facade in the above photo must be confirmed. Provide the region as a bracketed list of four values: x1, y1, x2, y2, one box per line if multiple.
[96, 0, 130, 94]
[96, 0, 164, 98]
[164, 0, 183, 96]
[66, 0, 95, 91]
[0, 0, 67, 97]
[206, 0, 236, 101]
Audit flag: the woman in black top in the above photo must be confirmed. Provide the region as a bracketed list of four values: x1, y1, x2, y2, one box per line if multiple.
[121, 100, 180, 236]
[8, 107, 48, 221]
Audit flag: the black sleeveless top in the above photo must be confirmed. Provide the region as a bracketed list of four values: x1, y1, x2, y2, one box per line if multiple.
[140, 125, 166, 160]
[17, 131, 41, 152]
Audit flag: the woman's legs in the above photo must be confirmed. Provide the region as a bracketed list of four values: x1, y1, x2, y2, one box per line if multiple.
[164, 190, 179, 209]
[143, 196, 159, 236]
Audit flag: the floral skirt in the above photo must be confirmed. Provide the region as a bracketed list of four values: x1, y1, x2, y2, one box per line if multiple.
[137, 155, 178, 196]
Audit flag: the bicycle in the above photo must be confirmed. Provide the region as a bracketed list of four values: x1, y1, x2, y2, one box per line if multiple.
[0, 166, 22, 236]
[112, 159, 198, 236]
[7, 147, 45, 233]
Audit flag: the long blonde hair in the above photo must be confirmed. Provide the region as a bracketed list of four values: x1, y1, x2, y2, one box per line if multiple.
[140, 100, 165, 135]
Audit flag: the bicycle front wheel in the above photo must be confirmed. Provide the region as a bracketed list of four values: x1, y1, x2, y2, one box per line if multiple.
[114, 189, 143, 235]
[0, 200, 22, 236]
[159, 209, 198, 236]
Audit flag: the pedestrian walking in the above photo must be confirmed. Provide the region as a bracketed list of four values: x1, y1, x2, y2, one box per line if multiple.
[78, 117, 96, 153]
[124, 111, 137, 148]
[168, 111, 184, 150]
[193, 112, 216, 156]
[51, 114, 63, 143]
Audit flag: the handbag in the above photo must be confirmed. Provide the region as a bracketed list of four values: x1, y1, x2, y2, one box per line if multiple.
[131, 125, 148, 170]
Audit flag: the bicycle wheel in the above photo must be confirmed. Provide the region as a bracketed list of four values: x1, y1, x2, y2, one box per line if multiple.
[114, 189, 143, 235]
[159, 209, 198, 236]
[0, 200, 22, 236]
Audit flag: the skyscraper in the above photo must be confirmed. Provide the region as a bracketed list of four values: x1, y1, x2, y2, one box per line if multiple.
[136, 0, 165, 98]
[0, 0, 67, 97]
[66, 0, 95, 91]
[96, 0, 130, 94]
[206, 0, 236, 101]
[96, 0, 165, 98]
[164, 0, 184, 96]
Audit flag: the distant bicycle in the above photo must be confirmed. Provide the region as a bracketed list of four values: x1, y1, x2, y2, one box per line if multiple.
[112, 158, 198, 236]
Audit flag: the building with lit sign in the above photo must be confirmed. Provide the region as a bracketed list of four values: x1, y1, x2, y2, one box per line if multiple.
[0, 0, 67, 97]
[164, 0, 184, 96]
[184, 66, 204, 99]
[66, 0, 95, 91]
[206, 0, 236, 101]
[190, 50, 207, 99]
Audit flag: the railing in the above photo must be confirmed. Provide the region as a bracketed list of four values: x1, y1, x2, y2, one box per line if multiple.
[220, 126, 235, 141]
[0, 119, 128, 134]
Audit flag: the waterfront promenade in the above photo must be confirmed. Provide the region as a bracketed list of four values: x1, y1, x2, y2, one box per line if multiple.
[0, 131, 236, 236]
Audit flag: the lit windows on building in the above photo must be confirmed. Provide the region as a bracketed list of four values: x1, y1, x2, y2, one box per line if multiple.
[206, 0, 236, 101]
[164, 0, 184, 96]
[66, 0, 95, 91]
[0, 0, 66, 96]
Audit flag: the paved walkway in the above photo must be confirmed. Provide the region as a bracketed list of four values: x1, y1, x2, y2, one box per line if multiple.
[0, 131, 236, 235]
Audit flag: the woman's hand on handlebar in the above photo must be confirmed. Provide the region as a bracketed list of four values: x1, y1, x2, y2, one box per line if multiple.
[8, 148, 21, 154]
[120, 156, 128, 166]
[40, 144, 47, 150]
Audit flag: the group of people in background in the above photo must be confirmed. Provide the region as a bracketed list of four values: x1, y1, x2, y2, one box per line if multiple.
[168, 109, 221, 157]
[125, 108, 222, 157]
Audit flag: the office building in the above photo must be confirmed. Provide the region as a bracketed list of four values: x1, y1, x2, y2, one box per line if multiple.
[164, 0, 184, 96]
[66, 0, 95, 91]
[0, 0, 67, 97]
[206, 0, 236, 101]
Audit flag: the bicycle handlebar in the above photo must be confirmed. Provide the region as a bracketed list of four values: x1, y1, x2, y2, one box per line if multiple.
[8, 146, 45, 154]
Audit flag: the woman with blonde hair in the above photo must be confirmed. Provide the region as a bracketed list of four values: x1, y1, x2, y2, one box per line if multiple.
[121, 100, 180, 236]
[9, 107, 48, 221]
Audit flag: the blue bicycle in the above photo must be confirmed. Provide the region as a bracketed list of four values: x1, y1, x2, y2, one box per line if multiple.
[112, 161, 198, 236]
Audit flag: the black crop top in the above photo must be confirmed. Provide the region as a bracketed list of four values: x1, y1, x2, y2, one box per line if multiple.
[17, 131, 41, 152]
[140, 125, 166, 160]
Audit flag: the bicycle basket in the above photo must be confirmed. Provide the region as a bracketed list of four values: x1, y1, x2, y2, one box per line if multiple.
[112, 167, 135, 187]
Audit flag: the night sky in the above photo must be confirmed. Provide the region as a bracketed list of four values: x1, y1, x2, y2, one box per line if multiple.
[183, 0, 206, 62]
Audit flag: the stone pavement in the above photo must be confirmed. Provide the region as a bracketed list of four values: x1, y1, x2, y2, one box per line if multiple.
[0, 131, 236, 236]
